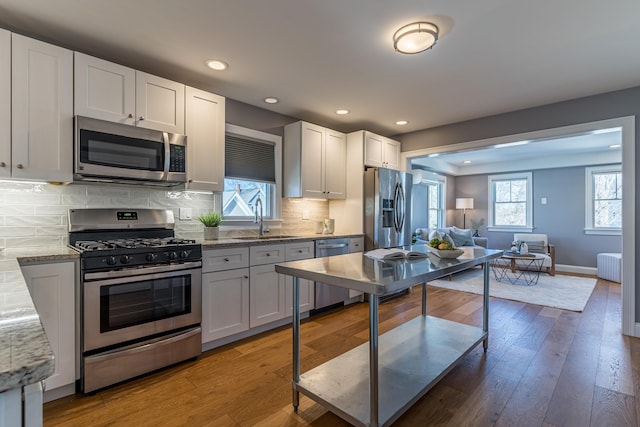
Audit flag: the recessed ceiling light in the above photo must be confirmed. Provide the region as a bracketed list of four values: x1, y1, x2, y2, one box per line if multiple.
[610, 144, 622, 149]
[336, 109, 350, 115]
[264, 97, 279, 104]
[205, 59, 228, 71]
[463, 160, 472, 164]
[396, 120, 408, 126]
[428, 153, 440, 157]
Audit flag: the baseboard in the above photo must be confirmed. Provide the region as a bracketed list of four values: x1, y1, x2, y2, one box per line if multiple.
[43, 383, 76, 403]
[556, 264, 597, 276]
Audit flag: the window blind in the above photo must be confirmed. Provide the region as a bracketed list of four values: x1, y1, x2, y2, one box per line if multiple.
[225, 134, 276, 183]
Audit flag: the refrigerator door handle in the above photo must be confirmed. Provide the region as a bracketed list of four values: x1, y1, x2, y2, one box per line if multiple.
[394, 182, 405, 233]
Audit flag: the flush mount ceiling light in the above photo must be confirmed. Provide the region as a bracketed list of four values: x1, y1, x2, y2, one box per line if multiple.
[395, 120, 408, 126]
[264, 97, 279, 104]
[336, 109, 350, 115]
[393, 21, 439, 54]
[205, 59, 228, 71]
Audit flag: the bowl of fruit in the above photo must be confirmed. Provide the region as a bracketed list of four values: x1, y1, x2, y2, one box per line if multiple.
[426, 238, 465, 259]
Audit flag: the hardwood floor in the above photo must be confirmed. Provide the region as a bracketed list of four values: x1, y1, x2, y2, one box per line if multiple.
[44, 278, 639, 426]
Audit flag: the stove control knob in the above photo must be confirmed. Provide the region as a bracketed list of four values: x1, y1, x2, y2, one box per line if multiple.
[168, 251, 178, 260]
[180, 250, 191, 259]
[146, 253, 158, 262]
[106, 256, 117, 266]
[120, 255, 132, 264]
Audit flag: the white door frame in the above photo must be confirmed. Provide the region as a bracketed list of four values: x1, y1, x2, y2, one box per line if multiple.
[401, 116, 636, 336]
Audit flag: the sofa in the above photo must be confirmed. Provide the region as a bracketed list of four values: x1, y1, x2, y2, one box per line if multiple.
[415, 227, 488, 249]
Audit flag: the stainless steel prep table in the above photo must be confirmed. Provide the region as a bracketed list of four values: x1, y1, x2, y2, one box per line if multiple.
[275, 246, 503, 427]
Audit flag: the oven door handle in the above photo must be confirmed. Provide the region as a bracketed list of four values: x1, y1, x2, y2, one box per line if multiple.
[84, 261, 202, 281]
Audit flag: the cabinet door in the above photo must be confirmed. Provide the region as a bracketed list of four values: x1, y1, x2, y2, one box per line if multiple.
[300, 122, 326, 198]
[383, 138, 401, 170]
[12, 34, 73, 183]
[249, 264, 286, 327]
[135, 71, 185, 134]
[364, 132, 383, 168]
[201, 268, 249, 343]
[185, 87, 225, 191]
[324, 129, 346, 199]
[285, 277, 315, 316]
[21, 262, 76, 391]
[74, 52, 135, 125]
[0, 29, 9, 179]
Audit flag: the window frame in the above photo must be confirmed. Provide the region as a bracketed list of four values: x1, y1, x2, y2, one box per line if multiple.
[487, 172, 533, 232]
[218, 124, 282, 224]
[422, 175, 445, 229]
[584, 164, 622, 235]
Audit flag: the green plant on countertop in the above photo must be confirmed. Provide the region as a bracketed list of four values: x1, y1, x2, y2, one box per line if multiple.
[198, 212, 222, 227]
[469, 217, 485, 237]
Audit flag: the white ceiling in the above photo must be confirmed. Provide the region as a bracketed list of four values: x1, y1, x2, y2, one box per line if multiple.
[0, 0, 639, 138]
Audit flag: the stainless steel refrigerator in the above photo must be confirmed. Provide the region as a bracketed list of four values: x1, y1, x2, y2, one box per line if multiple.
[364, 167, 412, 250]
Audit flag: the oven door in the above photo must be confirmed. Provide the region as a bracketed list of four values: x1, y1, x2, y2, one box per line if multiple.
[83, 262, 202, 352]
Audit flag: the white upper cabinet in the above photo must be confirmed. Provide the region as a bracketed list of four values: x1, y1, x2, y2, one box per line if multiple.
[135, 71, 185, 134]
[74, 53, 185, 134]
[74, 52, 136, 125]
[185, 86, 225, 192]
[363, 131, 401, 170]
[284, 121, 346, 199]
[12, 34, 73, 183]
[0, 29, 10, 179]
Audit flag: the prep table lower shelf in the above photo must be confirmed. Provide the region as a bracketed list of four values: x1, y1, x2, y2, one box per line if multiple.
[295, 315, 486, 427]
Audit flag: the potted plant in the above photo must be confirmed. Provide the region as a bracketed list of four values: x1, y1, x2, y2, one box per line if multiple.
[469, 217, 485, 237]
[198, 212, 222, 240]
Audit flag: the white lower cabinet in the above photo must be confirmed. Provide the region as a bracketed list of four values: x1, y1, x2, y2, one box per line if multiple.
[249, 244, 286, 328]
[348, 237, 365, 299]
[201, 247, 250, 344]
[21, 261, 76, 392]
[284, 241, 315, 316]
[201, 268, 249, 342]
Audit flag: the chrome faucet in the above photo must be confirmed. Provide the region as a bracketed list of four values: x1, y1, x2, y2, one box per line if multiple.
[254, 196, 264, 236]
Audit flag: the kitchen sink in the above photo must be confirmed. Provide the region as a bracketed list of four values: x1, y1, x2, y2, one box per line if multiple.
[232, 235, 302, 240]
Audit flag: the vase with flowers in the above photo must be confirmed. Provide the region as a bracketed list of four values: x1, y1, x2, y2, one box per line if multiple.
[469, 217, 485, 237]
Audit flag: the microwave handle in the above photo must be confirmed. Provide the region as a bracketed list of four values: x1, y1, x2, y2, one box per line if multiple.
[163, 132, 170, 176]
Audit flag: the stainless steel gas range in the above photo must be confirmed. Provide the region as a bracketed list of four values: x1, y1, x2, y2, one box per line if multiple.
[69, 208, 202, 393]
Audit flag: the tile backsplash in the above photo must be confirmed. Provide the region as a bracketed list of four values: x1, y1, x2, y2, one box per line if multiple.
[0, 182, 332, 248]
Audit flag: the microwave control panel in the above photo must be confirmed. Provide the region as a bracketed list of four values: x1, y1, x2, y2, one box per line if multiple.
[169, 145, 186, 172]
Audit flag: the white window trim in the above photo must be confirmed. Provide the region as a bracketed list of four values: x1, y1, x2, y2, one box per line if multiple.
[421, 173, 446, 229]
[584, 164, 621, 235]
[487, 172, 533, 232]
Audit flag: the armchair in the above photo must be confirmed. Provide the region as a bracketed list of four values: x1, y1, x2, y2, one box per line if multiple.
[513, 233, 556, 275]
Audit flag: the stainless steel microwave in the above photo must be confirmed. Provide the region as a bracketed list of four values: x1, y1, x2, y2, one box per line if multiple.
[74, 116, 187, 186]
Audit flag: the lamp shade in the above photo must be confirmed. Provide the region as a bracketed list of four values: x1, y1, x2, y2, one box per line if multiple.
[456, 198, 474, 210]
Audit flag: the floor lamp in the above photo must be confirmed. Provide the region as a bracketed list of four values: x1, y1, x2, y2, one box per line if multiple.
[455, 198, 474, 229]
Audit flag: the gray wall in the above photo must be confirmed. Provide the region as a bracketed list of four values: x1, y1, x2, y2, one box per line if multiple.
[455, 166, 621, 267]
[398, 85, 639, 320]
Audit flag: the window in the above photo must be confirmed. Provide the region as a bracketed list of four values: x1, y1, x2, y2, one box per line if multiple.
[221, 124, 281, 220]
[425, 179, 444, 229]
[488, 172, 533, 231]
[585, 165, 622, 235]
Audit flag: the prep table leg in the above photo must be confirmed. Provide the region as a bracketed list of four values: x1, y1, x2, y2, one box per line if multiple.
[292, 277, 300, 411]
[369, 294, 379, 427]
[483, 261, 490, 351]
[421, 282, 427, 316]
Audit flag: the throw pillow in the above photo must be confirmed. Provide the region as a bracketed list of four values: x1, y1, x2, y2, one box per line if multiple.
[526, 240, 547, 254]
[442, 233, 456, 247]
[449, 228, 474, 247]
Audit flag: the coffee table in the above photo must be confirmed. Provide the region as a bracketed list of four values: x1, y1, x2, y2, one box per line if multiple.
[491, 252, 545, 286]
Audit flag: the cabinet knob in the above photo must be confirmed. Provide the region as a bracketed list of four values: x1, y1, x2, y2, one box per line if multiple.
[16, 164, 23, 169]
[127, 113, 133, 119]
[266, 253, 271, 257]
[298, 250, 303, 253]
[0, 162, 5, 167]
[244, 275, 249, 279]
[224, 258, 229, 262]
[139, 116, 145, 121]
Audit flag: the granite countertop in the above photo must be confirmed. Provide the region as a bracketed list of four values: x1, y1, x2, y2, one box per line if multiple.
[0, 247, 79, 393]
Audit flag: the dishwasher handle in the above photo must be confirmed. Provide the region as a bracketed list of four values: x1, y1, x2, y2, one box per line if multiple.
[317, 243, 348, 250]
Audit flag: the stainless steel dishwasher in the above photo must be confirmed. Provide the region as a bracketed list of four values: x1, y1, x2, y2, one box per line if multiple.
[314, 238, 350, 310]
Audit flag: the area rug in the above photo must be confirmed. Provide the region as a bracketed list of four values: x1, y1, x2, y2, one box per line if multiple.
[427, 268, 597, 312]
